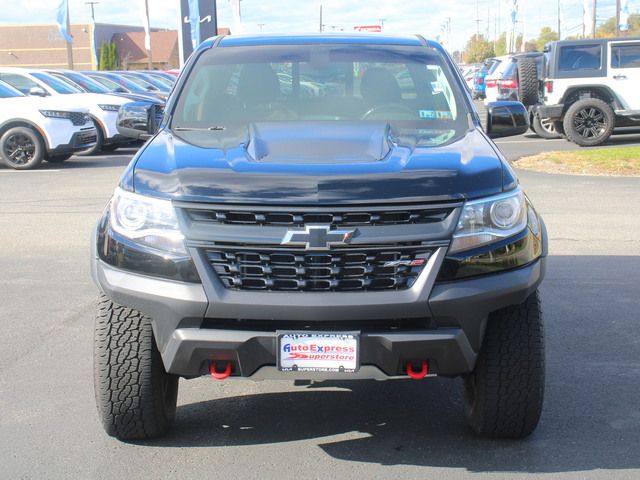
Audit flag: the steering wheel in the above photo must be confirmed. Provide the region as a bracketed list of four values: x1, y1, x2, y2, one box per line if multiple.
[361, 103, 415, 120]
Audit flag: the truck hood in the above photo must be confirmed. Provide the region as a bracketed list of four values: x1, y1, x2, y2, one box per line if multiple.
[131, 123, 508, 205]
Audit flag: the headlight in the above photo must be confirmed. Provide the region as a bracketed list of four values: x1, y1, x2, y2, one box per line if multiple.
[39, 110, 72, 119]
[99, 104, 121, 112]
[449, 188, 527, 254]
[109, 188, 186, 255]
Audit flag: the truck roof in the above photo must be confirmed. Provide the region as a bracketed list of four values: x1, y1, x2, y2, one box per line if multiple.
[216, 33, 431, 48]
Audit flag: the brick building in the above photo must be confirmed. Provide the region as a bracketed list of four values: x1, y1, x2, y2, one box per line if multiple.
[0, 23, 179, 70]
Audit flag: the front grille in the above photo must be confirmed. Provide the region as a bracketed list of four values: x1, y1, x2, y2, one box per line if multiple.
[75, 130, 97, 147]
[202, 317, 431, 332]
[206, 246, 432, 292]
[187, 206, 452, 228]
[69, 112, 88, 126]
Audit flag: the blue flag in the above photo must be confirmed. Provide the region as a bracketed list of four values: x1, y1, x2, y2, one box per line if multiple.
[188, 0, 200, 49]
[56, 0, 73, 43]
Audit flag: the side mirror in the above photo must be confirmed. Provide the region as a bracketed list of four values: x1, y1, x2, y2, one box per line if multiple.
[116, 102, 162, 140]
[485, 101, 529, 138]
[28, 86, 48, 97]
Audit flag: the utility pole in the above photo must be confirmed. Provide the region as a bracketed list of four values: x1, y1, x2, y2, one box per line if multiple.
[592, 0, 597, 38]
[65, 1, 74, 69]
[85, 2, 99, 22]
[616, 0, 621, 36]
[319, 4, 323, 32]
[557, 0, 561, 40]
[475, 0, 480, 38]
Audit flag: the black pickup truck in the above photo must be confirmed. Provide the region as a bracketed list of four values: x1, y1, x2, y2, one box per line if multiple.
[91, 33, 547, 441]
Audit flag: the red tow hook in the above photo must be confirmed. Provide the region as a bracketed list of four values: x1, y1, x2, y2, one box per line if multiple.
[209, 361, 232, 380]
[406, 361, 429, 380]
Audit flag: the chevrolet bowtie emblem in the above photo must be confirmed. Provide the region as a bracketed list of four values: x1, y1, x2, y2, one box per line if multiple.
[281, 225, 356, 250]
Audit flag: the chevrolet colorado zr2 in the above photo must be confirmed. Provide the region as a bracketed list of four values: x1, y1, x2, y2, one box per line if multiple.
[91, 34, 547, 441]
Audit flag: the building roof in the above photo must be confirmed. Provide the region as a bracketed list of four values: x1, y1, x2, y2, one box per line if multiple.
[112, 30, 177, 64]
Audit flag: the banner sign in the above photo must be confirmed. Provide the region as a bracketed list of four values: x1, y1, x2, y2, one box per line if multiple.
[179, 0, 218, 65]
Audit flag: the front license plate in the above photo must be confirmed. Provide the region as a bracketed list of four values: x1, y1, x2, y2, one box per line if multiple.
[277, 331, 359, 373]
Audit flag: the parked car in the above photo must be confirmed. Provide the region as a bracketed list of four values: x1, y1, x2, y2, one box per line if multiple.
[495, 53, 560, 139]
[144, 70, 177, 85]
[119, 71, 172, 93]
[536, 37, 640, 146]
[483, 55, 511, 105]
[92, 34, 546, 441]
[45, 69, 162, 103]
[84, 71, 167, 100]
[0, 80, 96, 169]
[472, 58, 499, 99]
[0, 68, 131, 155]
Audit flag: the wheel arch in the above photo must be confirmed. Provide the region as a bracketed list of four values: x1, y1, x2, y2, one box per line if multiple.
[0, 119, 49, 151]
[560, 86, 623, 114]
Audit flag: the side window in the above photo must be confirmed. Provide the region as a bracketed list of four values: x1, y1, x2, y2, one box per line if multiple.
[558, 45, 602, 72]
[0, 73, 39, 94]
[611, 44, 640, 68]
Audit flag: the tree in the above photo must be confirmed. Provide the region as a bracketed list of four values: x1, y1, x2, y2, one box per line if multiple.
[495, 33, 507, 56]
[463, 34, 495, 63]
[536, 27, 559, 52]
[596, 13, 640, 37]
[99, 42, 119, 70]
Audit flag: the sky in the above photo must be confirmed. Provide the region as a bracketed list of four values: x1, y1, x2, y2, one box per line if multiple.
[0, 0, 635, 52]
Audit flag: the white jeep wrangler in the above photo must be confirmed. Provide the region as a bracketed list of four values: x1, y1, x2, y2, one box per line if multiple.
[536, 37, 640, 146]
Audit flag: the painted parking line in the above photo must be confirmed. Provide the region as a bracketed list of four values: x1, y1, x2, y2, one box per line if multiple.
[494, 139, 565, 144]
[0, 169, 61, 173]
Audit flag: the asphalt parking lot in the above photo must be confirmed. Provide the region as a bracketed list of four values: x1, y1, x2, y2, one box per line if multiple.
[1, 146, 639, 479]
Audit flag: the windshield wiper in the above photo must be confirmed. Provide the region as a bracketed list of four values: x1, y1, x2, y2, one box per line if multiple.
[173, 126, 226, 131]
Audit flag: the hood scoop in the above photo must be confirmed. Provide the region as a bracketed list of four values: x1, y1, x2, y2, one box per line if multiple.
[245, 122, 391, 164]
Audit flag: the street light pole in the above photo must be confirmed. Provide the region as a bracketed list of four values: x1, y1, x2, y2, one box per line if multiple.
[85, 1, 99, 22]
[65, 1, 74, 69]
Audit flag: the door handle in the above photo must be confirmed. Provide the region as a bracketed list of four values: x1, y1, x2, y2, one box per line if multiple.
[613, 74, 627, 80]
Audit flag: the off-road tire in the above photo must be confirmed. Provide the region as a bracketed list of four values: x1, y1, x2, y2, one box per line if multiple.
[0, 126, 44, 170]
[532, 114, 561, 139]
[563, 98, 615, 147]
[516, 58, 539, 106]
[76, 119, 104, 156]
[464, 290, 545, 438]
[94, 295, 179, 440]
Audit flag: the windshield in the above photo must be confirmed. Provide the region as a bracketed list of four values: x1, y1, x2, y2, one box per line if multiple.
[98, 73, 148, 94]
[172, 44, 468, 147]
[0, 80, 23, 98]
[63, 72, 111, 94]
[130, 73, 170, 91]
[31, 72, 82, 94]
[121, 74, 158, 91]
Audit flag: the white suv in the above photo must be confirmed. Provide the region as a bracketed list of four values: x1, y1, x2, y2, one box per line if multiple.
[0, 68, 131, 154]
[536, 37, 640, 146]
[0, 80, 96, 169]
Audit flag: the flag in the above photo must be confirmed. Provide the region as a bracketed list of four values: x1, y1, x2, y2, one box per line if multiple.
[140, 0, 151, 51]
[583, 0, 594, 37]
[619, 0, 630, 32]
[188, 0, 200, 49]
[55, 0, 72, 43]
[229, 0, 243, 34]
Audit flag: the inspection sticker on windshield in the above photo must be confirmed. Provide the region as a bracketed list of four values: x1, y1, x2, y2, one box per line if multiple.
[277, 332, 359, 373]
[419, 110, 453, 120]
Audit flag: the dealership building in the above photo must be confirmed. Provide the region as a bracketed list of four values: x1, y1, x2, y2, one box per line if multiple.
[0, 23, 181, 70]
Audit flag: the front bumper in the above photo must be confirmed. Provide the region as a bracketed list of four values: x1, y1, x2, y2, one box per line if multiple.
[48, 128, 97, 155]
[91, 249, 546, 379]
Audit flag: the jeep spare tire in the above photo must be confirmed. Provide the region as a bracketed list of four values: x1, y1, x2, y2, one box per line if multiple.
[516, 58, 539, 107]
